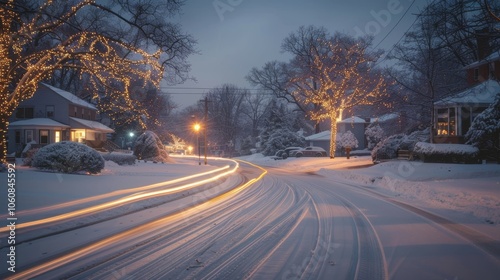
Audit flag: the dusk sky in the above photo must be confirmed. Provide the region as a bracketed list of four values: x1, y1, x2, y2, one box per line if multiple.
[167, 0, 426, 108]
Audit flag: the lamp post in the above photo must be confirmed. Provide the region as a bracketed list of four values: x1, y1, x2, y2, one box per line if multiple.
[194, 123, 201, 165]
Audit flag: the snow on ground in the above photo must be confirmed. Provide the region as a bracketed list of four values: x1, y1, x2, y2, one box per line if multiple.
[2, 153, 499, 239]
[0, 156, 222, 216]
[240, 153, 500, 239]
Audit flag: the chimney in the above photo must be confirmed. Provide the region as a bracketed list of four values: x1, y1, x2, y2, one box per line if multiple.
[476, 27, 491, 60]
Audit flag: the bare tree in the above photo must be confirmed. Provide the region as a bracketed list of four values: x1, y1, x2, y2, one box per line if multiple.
[420, 0, 500, 64]
[240, 92, 272, 141]
[247, 26, 332, 132]
[0, 0, 195, 162]
[205, 85, 247, 150]
[389, 0, 500, 142]
[388, 14, 467, 142]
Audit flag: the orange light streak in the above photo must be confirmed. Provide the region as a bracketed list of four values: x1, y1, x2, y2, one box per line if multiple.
[10, 164, 231, 217]
[0, 163, 237, 232]
[6, 161, 267, 280]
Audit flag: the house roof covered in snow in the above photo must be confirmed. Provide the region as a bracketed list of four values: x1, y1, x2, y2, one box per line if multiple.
[463, 51, 500, 69]
[305, 130, 348, 141]
[370, 113, 399, 123]
[305, 130, 331, 141]
[41, 83, 97, 110]
[70, 117, 114, 133]
[9, 118, 70, 128]
[338, 116, 367, 123]
[434, 80, 500, 107]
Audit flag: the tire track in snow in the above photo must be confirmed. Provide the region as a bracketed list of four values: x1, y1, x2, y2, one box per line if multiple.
[280, 172, 388, 280]
[2, 161, 262, 280]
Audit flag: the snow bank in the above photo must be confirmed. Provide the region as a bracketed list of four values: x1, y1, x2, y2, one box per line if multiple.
[317, 160, 500, 225]
[413, 142, 479, 163]
[414, 142, 478, 154]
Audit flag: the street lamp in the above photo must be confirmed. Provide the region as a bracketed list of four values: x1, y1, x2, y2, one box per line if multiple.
[194, 123, 201, 165]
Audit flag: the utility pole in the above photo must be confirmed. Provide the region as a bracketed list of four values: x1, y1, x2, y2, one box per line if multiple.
[201, 96, 211, 165]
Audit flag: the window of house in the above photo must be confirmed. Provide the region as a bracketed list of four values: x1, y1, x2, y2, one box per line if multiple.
[46, 105, 55, 118]
[15, 107, 34, 119]
[40, 130, 49, 144]
[437, 108, 457, 136]
[55, 131, 61, 143]
[74, 107, 78, 117]
[25, 130, 34, 143]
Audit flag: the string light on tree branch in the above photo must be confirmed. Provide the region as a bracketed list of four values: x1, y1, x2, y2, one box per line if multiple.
[0, 0, 179, 163]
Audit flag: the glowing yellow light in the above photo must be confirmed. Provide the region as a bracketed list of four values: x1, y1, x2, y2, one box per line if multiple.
[193, 123, 201, 132]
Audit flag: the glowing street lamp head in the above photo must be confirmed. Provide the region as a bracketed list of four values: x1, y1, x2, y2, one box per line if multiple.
[129, 132, 135, 137]
[194, 123, 201, 132]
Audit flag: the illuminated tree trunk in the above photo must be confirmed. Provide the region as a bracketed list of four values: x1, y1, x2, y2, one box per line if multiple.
[0, 114, 9, 163]
[329, 112, 338, 159]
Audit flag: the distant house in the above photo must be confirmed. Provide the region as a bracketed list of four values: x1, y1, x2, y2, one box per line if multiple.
[337, 116, 369, 150]
[305, 116, 370, 157]
[434, 49, 500, 144]
[305, 130, 331, 155]
[7, 83, 114, 155]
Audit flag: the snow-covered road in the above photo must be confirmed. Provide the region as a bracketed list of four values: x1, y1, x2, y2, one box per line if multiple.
[3, 158, 499, 279]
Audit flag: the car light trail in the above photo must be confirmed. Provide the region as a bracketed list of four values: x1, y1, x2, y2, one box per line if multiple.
[11, 164, 232, 217]
[0, 162, 238, 233]
[6, 161, 267, 280]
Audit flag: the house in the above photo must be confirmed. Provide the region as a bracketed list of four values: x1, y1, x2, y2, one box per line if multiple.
[305, 116, 370, 157]
[7, 83, 114, 155]
[305, 130, 331, 155]
[434, 49, 500, 144]
[337, 116, 369, 150]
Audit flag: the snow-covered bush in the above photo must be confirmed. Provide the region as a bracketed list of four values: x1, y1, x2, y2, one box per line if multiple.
[32, 141, 105, 174]
[101, 152, 136, 165]
[22, 148, 39, 166]
[365, 124, 385, 150]
[413, 142, 479, 164]
[133, 131, 169, 162]
[371, 128, 429, 162]
[465, 92, 500, 153]
[338, 131, 359, 150]
[262, 128, 306, 156]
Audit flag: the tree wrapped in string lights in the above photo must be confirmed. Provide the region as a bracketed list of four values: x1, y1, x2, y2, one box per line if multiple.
[290, 32, 390, 158]
[0, 0, 195, 162]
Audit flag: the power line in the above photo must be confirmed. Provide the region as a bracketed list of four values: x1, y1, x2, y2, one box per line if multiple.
[159, 86, 275, 95]
[160, 86, 272, 91]
[373, 0, 417, 50]
[374, 9, 421, 67]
